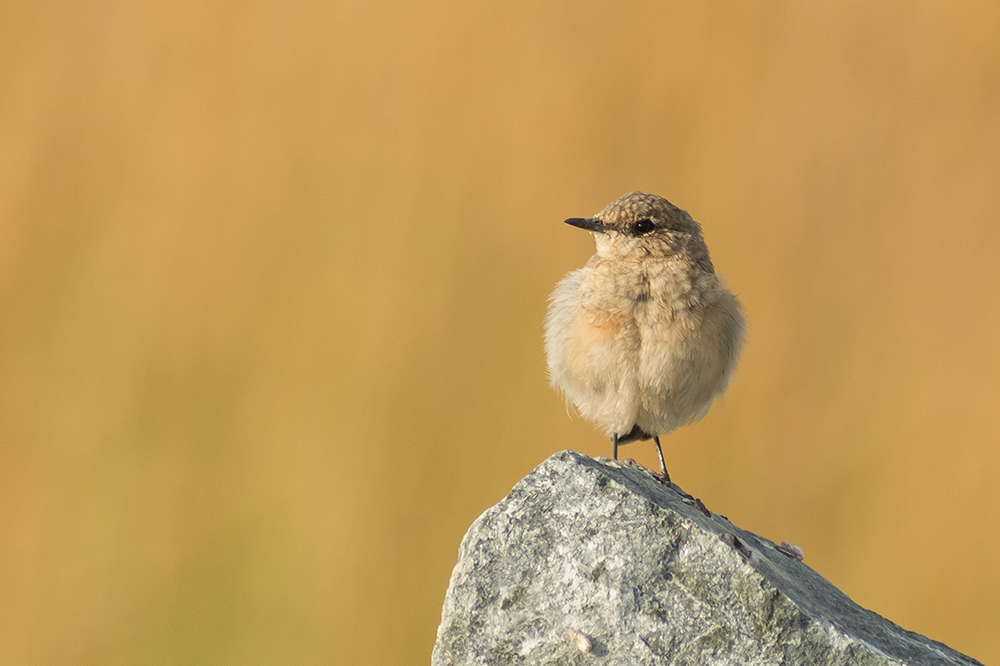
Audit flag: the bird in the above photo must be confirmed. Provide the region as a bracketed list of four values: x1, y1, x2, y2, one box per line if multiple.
[544, 191, 745, 483]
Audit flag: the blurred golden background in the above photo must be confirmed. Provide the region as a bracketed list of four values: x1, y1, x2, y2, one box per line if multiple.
[2, 1, 999, 663]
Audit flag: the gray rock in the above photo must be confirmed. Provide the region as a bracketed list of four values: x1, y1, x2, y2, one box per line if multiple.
[432, 450, 983, 666]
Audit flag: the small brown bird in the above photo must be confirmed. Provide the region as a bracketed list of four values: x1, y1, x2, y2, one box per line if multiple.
[544, 192, 745, 482]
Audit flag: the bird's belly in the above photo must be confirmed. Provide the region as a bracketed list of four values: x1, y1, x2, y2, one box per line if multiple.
[551, 305, 642, 435]
[634, 343, 715, 436]
[632, 308, 736, 435]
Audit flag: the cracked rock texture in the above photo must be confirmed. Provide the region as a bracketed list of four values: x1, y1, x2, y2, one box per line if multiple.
[432, 450, 982, 666]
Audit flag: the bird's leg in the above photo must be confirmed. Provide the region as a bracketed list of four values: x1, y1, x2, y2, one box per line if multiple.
[653, 436, 671, 484]
[612, 433, 619, 461]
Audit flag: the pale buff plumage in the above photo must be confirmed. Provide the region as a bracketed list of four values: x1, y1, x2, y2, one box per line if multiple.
[545, 192, 745, 481]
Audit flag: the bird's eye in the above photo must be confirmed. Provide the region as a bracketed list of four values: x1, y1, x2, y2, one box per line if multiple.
[634, 219, 655, 234]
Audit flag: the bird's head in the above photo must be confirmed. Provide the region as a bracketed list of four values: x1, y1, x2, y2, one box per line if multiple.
[565, 191, 710, 267]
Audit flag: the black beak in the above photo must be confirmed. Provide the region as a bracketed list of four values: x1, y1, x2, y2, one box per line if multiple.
[564, 217, 606, 234]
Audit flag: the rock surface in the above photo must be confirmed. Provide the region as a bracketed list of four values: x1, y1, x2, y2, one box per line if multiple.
[432, 450, 982, 666]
